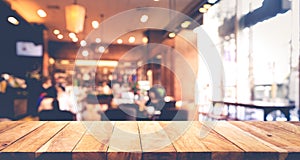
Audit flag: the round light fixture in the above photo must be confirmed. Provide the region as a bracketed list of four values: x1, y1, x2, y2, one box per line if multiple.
[53, 29, 60, 35]
[98, 46, 105, 53]
[128, 36, 135, 43]
[57, 34, 63, 39]
[117, 39, 123, 44]
[80, 40, 87, 47]
[95, 38, 101, 43]
[140, 15, 149, 23]
[168, 32, 176, 38]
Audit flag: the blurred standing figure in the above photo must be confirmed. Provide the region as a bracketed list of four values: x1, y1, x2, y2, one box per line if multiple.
[56, 84, 77, 114]
[102, 81, 112, 95]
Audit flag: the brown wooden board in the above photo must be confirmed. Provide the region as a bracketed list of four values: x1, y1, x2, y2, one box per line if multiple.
[1, 122, 69, 160]
[72, 121, 115, 160]
[107, 121, 142, 160]
[36, 122, 89, 160]
[139, 121, 176, 160]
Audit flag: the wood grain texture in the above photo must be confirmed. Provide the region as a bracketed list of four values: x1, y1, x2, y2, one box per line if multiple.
[107, 121, 142, 160]
[0, 121, 25, 134]
[36, 122, 89, 160]
[0, 121, 300, 160]
[72, 121, 115, 160]
[0, 121, 46, 151]
[195, 122, 243, 160]
[138, 121, 176, 160]
[207, 121, 279, 160]
[160, 121, 210, 160]
[1, 122, 69, 160]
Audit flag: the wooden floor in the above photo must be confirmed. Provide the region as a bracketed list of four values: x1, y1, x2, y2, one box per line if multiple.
[0, 121, 300, 160]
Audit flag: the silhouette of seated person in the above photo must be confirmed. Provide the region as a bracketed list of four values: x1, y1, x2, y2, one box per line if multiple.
[39, 99, 75, 121]
[145, 86, 166, 111]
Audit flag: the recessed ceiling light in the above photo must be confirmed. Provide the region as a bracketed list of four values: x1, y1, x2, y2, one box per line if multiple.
[37, 9, 47, 18]
[92, 20, 99, 29]
[49, 58, 55, 65]
[168, 32, 176, 38]
[7, 16, 19, 25]
[98, 46, 105, 53]
[82, 50, 89, 57]
[53, 29, 60, 35]
[181, 21, 191, 28]
[128, 36, 135, 43]
[208, 0, 217, 4]
[199, 7, 207, 13]
[57, 34, 63, 39]
[95, 38, 101, 43]
[203, 4, 212, 9]
[69, 32, 76, 39]
[154, 0, 159, 1]
[117, 39, 123, 44]
[142, 37, 148, 44]
[80, 40, 87, 47]
[140, 15, 149, 23]
[72, 37, 78, 42]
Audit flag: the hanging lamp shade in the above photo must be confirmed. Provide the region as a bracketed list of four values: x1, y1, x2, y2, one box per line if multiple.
[65, 4, 86, 33]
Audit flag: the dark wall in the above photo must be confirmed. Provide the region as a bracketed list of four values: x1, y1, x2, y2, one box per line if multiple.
[0, 1, 44, 78]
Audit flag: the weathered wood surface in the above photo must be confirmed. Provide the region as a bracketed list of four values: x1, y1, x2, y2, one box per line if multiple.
[0, 121, 299, 160]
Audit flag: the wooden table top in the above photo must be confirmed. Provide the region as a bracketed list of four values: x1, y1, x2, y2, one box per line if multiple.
[0, 121, 300, 160]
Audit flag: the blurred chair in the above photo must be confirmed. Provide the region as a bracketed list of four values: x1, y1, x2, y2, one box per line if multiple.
[101, 107, 136, 121]
[39, 110, 75, 121]
[159, 108, 188, 121]
[162, 101, 176, 110]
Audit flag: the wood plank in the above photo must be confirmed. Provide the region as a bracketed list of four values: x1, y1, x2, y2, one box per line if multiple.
[288, 121, 300, 126]
[207, 121, 278, 160]
[244, 121, 300, 158]
[0, 121, 46, 151]
[72, 121, 115, 160]
[36, 122, 89, 160]
[159, 121, 211, 160]
[1, 122, 69, 160]
[245, 122, 300, 148]
[107, 121, 142, 160]
[193, 121, 243, 160]
[0, 121, 25, 134]
[138, 121, 176, 160]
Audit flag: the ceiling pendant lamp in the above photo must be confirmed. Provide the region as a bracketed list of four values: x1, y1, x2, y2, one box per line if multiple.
[65, 0, 86, 33]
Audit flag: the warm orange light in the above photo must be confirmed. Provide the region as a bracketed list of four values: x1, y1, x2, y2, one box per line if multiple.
[65, 4, 86, 33]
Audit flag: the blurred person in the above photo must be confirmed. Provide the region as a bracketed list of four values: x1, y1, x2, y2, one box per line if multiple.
[39, 99, 75, 121]
[0, 75, 15, 119]
[56, 84, 77, 114]
[102, 81, 112, 95]
[145, 86, 166, 111]
[37, 88, 57, 112]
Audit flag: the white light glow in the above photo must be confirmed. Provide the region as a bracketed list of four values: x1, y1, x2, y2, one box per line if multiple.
[142, 37, 148, 44]
[208, 0, 217, 3]
[98, 46, 105, 53]
[69, 32, 76, 39]
[117, 39, 123, 44]
[53, 29, 60, 35]
[80, 40, 87, 47]
[57, 34, 63, 39]
[168, 32, 176, 38]
[95, 38, 101, 43]
[140, 15, 149, 23]
[128, 36, 135, 43]
[92, 20, 99, 29]
[37, 9, 47, 18]
[181, 21, 191, 28]
[7, 16, 19, 25]
[82, 50, 89, 57]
